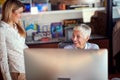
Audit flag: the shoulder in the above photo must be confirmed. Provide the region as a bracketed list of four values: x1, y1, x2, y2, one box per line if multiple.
[0, 21, 9, 29]
[64, 44, 75, 49]
[0, 22, 5, 33]
[0, 21, 10, 36]
[86, 42, 99, 49]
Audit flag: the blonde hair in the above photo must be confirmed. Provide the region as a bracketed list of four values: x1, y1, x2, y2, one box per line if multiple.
[73, 24, 91, 38]
[1, 0, 26, 37]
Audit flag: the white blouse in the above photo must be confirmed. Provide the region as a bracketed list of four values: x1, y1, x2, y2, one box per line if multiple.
[64, 42, 99, 49]
[0, 21, 27, 80]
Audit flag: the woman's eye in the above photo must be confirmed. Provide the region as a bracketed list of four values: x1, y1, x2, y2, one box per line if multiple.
[77, 36, 80, 38]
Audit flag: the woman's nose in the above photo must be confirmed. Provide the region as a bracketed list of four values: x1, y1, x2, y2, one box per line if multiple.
[73, 36, 77, 41]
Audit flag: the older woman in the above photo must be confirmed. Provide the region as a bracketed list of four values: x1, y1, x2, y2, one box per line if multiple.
[64, 24, 99, 49]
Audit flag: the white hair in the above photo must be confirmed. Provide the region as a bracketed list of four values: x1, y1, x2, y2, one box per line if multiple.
[73, 24, 91, 38]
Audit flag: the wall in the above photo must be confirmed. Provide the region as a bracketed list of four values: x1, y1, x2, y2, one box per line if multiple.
[22, 10, 82, 37]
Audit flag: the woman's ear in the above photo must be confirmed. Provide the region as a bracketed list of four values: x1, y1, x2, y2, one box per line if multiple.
[86, 36, 90, 42]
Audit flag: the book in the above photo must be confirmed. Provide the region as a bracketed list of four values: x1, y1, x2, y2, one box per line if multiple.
[50, 22, 63, 38]
[63, 18, 83, 27]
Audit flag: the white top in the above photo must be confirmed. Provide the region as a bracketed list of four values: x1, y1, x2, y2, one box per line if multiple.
[0, 21, 27, 80]
[64, 42, 99, 49]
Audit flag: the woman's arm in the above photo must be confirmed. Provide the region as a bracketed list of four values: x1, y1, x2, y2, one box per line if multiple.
[0, 28, 12, 80]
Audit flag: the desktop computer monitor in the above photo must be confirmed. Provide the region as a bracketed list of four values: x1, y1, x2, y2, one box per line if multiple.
[24, 48, 108, 80]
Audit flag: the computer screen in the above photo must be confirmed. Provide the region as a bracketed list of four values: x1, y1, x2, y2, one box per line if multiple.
[24, 48, 108, 80]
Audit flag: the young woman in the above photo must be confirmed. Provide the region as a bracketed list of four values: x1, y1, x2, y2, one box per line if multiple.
[0, 0, 28, 80]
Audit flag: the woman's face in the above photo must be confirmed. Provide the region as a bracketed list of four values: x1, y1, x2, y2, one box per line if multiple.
[72, 30, 89, 49]
[12, 7, 24, 23]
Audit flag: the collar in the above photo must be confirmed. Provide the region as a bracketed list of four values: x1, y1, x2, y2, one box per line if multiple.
[84, 43, 88, 49]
